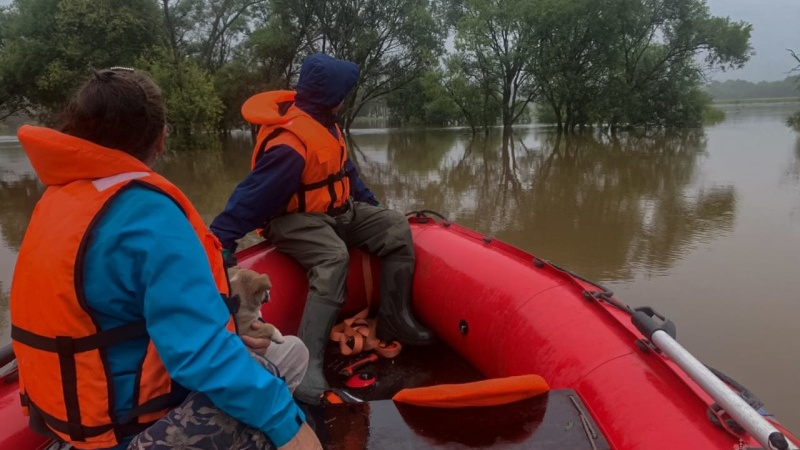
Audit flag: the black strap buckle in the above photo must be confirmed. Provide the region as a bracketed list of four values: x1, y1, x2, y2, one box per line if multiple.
[327, 201, 351, 217]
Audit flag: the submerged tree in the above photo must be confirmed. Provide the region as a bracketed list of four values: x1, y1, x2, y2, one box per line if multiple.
[789, 48, 800, 130]
[384, 68, 463, 127]
[438, 0, 752, 132]
[610, 0, 750, 127]
[441, 53, 502, 133]
[529, 0, 615, 132]
[450, 0, 538, 132]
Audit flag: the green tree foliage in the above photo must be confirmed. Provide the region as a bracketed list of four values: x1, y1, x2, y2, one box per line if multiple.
[157, 0, 242, 138]
[528, 0, 615, 131]
[273, 0, 445, 131]
[436, 0, 751, 131]
[158, 0, 266, 69]
[441, 53, 501, 132]
[244, 10, 301, 87]
[602, 0, 751, 128]
[0, 0, 163, 122]
[0, 0, 754, 135]
[385, 69, 462, 127]
[191, 0, 266, 71]
[532, 0, 752, 130]
[0, 5, 31, 120]
[450, 0, 538, 132]
[138, 49, 223, 140]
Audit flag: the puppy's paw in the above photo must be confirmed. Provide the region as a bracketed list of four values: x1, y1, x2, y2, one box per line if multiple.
[269, 327, 285, 344]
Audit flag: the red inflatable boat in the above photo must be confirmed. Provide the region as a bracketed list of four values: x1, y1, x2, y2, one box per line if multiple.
[2, 214, 798, 449]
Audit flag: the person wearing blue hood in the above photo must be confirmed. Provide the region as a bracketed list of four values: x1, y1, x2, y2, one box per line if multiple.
[210, 53, 434, 404]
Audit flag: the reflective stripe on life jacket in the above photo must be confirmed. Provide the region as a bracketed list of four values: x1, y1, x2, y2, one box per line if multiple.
[243, 90, 351, 215]
[11, 127, 237, 449]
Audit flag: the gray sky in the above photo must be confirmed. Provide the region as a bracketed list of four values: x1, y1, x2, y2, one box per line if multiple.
[705, 0, 800, 82]
[0, 0, 795, 82]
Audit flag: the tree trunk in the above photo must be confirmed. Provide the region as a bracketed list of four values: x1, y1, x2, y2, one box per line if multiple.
[550, 103, 563, 132]
[502, 83, 512, 130]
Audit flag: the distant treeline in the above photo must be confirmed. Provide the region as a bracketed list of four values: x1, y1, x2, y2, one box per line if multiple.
[0, 0, 753, 142]
[705, 76, 800, 101]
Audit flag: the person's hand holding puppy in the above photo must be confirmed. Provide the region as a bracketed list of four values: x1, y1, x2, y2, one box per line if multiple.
[241, 322, 275, 354]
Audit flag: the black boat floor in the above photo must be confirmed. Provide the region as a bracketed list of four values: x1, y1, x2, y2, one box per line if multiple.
[322, 340, 484, 402]
[301, 342, 611, 449]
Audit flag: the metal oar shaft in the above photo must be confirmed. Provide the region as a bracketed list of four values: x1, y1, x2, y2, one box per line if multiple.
[651, 330, 797, 450]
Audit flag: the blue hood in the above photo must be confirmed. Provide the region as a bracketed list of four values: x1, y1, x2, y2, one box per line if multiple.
[295, 53, 360, 109]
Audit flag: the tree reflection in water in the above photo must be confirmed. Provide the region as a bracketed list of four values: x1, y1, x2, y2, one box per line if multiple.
[350, 128, 736, 282]
[0, 171, 45, 253]
[0, 168, 45, 345]
[0, 128, 737, 288]
[781, 134, 800, 219]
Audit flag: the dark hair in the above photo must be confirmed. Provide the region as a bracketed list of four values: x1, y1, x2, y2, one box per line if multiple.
[59, 68, 166, 162]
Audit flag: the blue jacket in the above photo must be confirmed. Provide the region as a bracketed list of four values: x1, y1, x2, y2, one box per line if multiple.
[84, 186, 304, 449]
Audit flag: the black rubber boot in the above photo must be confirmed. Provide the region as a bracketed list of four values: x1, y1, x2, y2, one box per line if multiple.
[294, 298, 340, 405]
[376, 257, 434, 345]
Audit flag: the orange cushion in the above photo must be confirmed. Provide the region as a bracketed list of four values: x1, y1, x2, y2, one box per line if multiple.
[392, 374, 550, 408]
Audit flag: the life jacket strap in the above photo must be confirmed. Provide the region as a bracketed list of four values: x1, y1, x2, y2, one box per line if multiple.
[296, 168, 348, 213]
[13, 321, 149, 442]
[11, 321, 147, 353]
[25, 395, 156, 442]
[119, 388, 189, 424]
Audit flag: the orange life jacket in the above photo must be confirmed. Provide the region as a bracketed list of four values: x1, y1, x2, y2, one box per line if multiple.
[242, 90, 351, 215]
[10, 126, 237, 449]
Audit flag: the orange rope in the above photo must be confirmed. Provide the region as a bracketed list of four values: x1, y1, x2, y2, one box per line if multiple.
[329, 253, 402, 358]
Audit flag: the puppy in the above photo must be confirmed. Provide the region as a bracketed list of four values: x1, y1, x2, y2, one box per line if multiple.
[227, 266, 285, 344]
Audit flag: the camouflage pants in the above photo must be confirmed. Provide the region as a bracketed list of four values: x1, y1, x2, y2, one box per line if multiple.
[127, 337, 308, 449]
[126, 391, 274, 450]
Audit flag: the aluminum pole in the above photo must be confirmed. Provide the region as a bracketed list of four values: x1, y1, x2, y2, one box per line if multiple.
[651, 330, 797, 450]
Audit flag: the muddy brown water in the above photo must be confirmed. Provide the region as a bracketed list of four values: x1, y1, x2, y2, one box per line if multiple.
[2, 102, 799, 433]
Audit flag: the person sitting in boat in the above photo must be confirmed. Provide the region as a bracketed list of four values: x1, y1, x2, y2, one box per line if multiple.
[10, 68, 321, 450]
[210, 52, 434, 405]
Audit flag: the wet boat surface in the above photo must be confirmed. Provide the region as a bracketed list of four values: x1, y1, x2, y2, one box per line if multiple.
[305, 341, 610, 449]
